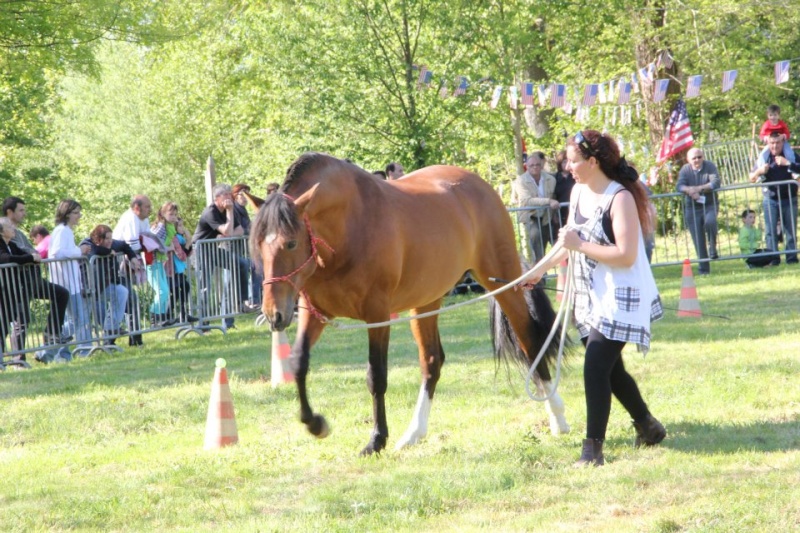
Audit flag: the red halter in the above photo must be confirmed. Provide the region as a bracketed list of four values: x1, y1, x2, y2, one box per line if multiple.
[261, 194, 334, 323]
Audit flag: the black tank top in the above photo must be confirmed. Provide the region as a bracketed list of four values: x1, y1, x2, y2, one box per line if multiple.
[573, 191, 619, 244]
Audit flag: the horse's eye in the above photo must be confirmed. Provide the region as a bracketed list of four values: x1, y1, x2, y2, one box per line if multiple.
[286, 240, 298, 250]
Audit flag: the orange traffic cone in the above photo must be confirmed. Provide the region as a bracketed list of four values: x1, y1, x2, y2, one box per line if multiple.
[204, 359, 239, 449]
[271, 330, 294, 388]
[677, 259, 702, 317]
[555, 259, 568, 302]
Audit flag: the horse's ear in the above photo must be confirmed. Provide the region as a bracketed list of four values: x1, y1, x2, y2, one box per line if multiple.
[292, 183, 321, 215]
[243, 191, 264, 210]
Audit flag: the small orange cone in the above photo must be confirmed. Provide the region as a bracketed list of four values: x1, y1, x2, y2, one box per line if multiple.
[204, 359, 238, 449]
[677, 259, 702, 317]
[271, 330, 294, 388]
[555, 258, 568, 302]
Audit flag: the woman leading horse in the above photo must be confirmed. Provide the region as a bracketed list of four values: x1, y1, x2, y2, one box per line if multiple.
[250, 153, 569, 456]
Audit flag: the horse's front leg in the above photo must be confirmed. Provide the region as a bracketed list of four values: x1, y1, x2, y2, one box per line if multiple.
[293, 302, 329, 438]
[361, 325, 390, 456]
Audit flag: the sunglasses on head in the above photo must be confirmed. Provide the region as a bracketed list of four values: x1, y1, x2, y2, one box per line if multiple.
[574, 131, 596, 157]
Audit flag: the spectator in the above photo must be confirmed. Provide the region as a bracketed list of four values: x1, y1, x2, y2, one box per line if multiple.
[232, 183, 252, 236]
[385, 162, 405, 180]
[112, 195, 153, 346]
[0, 217, 70, 359]
[151, 203, 197, 324]
[30, 225, 51, 258]
[553, 150, 576, 229]
[749, 133, 798, 265]
[231, 183, 262, 309]
[48, 199, 92, 353]
[194, 184, 258, 327]
[677, 148, 721, 275]
[81, 225, 134, 342]
[266, 182, 280, 196]
[738, 209, 773, 269]
[510, 151, 559, 263]
[3, 197, 37, 254]
[758, 104, 795, 163]
[523, 129, 666, 466]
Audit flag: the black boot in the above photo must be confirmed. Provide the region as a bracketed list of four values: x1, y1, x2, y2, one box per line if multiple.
[633, 414, 666, 448]
[574, 438, 604, 467]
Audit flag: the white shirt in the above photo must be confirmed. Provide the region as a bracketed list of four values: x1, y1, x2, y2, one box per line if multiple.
[113, 209, 150, 252]
[48, 223, 83, 294]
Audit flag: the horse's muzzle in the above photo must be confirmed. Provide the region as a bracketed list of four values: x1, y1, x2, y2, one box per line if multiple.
[266, 310, 294, 332]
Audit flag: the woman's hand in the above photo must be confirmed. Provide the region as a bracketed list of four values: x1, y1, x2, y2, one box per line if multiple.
[559, 228, 583, 251]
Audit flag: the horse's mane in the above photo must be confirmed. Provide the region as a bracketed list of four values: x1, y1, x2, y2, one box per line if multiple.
[282, 152, 327, 191]
[249, 192, 303, 271]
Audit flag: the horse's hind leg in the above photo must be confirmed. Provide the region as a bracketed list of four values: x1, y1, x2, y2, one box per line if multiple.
[395, 302, 444, 450]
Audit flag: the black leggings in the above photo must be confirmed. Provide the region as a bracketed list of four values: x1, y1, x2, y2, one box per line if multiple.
[582, 328, 650, 440]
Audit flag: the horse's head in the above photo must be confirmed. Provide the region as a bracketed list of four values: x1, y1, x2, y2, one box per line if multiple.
[250, 187, 320, 331]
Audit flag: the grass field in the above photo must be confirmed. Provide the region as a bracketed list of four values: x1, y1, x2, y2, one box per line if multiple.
[1, 260, 799, 532]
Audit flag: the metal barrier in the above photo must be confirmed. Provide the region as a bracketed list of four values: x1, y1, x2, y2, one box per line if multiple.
[702, 138, 760, 186]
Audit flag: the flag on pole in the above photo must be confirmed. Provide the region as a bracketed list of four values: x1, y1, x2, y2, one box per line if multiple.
[521, 82, 534, 106]
[550, 84, 566, 107]
[490, 85, 503, 109]
[618, 80, 632, 104]
[582, 84, 598, 106]
[775, 61, 790, 85]
[656, 99, 693, 164]
[453, 76, 468, 96]
[508, 85, 518, 110]
[653, 79, 669, 102]
[721, 70, 737, 93]
[686, 75, 703, 98]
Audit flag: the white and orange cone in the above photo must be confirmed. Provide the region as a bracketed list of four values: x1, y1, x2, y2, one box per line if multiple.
[271, 330, 294, 388]
[555, 258, 568, 302]
[204, 358, 239, 449]
[677, 259, 702, 317]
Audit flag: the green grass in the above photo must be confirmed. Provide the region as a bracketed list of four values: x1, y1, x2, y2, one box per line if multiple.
[2, 261, 799, 532]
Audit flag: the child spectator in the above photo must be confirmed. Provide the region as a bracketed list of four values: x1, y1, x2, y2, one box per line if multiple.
[738, 209, 773, 268]
[30, 225, 51, 258]
[758, 104, 795, 163]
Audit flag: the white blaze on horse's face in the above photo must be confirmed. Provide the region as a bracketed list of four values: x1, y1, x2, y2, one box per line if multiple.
[259, 229, 311, 331]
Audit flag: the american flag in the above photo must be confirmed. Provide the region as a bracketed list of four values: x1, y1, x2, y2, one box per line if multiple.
[632, 71, 639, 93]
[598, 82, 607, 103]
[656, 99, 693, 164]
[721, 70, 737, 93]
[537, 84, 548, 106]
[521, 82, 534, 106]
[417, 66, 431, 87]
[439, 84, 449, 99]
[775, 61, 790, 85]
[489, 85, 503, 109]
[508, 86, 518, 110]
[453, 76, 468, 96]
[639, 66, 651, 84]
[550, 83, 566, 107]
[686, 75, 703, 98]
[658, 50, 674, 69]
[653, 78, 669, 102]
[582, 84, 598, 106]
[618, 81, 632, 104]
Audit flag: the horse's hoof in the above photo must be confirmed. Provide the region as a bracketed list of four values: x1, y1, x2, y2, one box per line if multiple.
[358, 434, 387, 456]
[394, 432, 422, 451]
[549, 416, 570, 435]
[307, 415, 330, 439]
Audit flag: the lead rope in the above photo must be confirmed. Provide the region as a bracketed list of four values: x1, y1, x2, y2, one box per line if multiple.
[524, 251, 575, 402]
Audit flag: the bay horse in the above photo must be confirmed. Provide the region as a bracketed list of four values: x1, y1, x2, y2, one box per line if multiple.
[249, 153, 569, 456]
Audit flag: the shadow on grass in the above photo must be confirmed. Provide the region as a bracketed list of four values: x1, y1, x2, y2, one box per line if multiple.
[661, 419, 800, 454]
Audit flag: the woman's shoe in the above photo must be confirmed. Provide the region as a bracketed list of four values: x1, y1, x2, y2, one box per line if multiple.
[574, 438, 604, 467]
[633, 414, 666, 448]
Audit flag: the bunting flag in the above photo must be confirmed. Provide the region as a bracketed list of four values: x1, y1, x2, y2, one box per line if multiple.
[489, 85, 503, 109]
[609, 80, 617, 102]
[638, 66, 651, 84]
[618, 81, 632, 104]
[453, 76, 468, 96]
[658, 50, 674, 69]
[550, 83, 566, 108]
[656, 98, 693, 164]
[598, 82, 607, 103]
[508, 85, 518, 110]
[417, 66, 431, 87]
[722, 70, 737, 93]
[632, 71, 639, 93]
[439, 84, 449, 99]
[686, 75, 703, 98]
[582, 84, 598, 106]
[775, 60, 790, 85]
[537, 84, 548, 106]
[521, 82, 534, 106]
[653, 78, 669, 102]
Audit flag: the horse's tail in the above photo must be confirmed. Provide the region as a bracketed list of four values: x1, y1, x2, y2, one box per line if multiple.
[488, 281, 565, 377]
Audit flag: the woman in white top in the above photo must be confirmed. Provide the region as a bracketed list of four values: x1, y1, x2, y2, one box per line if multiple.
[526, 130, 665, 467]
[49, 199, 92, 352]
